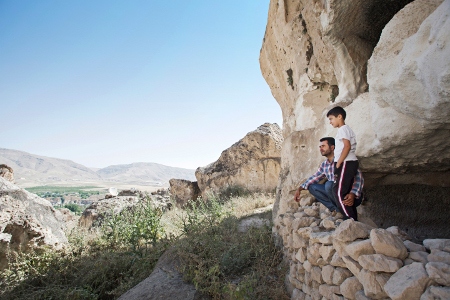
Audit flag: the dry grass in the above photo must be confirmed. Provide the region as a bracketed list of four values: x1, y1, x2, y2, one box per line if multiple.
[0, 192, 288, 300]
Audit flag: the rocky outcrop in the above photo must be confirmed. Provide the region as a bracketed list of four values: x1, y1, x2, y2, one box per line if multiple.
[169, 179, 200, 207]
[79, 191, 171, 228]
[260, 0, 450, 238]
[279, 195, 450, 300]
[0, 164, 14, 183]
[0, 177, 67, 270]
[195, 123, 283, 197]
[79, 196, 141, 228]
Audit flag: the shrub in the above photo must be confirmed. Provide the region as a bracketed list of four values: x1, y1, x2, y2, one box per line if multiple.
[175, 194, 289, 299]
[63, 203, 84, 214]
[100, 199, 165, 255]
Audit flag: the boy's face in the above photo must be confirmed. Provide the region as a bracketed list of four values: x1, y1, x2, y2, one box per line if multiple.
[328, 114, 342, 128]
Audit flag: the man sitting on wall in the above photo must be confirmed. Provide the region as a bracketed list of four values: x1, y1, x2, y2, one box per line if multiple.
[293, 137, 364, 216]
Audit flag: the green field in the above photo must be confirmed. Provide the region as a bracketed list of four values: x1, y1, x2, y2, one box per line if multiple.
[25, 186, 102, 199]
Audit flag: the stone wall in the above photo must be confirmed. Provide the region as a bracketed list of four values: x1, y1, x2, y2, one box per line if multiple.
[276, 196, 450, 299]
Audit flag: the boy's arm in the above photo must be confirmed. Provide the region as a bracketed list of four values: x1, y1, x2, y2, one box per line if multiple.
[336, 138, 351, 168]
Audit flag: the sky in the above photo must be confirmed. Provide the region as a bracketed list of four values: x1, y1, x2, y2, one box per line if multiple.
[0, 1, 282, 170]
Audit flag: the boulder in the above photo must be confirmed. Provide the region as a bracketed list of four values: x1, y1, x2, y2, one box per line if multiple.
[426, 262, 450, 286]
[358, 254, 403, 273]
[0, 164, 14, 183]
[79, 196, 141, 228]
[428, 249, 450, 264]
[169, 179, 200, 207]
[346, 239, 375, 261]
[420, 286, 450, 300]
[404, 240, 427, 252]
[333, 220, 373, 242]
[332, 267, 353, 286]
[423, 239, 450, 251]
[0, 177, 67, 270]
[340, 276, 363, 300]
[370, 228, 408, 259]
[195, 123, 282, 198]
[384, 262, 430, 300]
[357, 269, 390, 299]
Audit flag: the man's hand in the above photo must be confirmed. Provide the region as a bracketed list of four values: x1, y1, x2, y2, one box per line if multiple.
[343, 193, 355, 206]
[294, 187, 305, 202]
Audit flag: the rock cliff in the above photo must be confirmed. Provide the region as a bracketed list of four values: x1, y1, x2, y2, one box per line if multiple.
[260, 0, 450, 238]
[195, 123, 283, 197]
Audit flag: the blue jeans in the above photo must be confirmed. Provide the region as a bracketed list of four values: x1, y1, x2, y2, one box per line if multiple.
[308, 181, 338, 212]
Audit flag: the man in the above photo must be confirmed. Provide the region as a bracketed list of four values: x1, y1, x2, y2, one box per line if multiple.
[294, 137, 364, 216]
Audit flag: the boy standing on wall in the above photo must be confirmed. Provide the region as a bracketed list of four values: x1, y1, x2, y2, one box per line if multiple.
[327, 106, 359, 221]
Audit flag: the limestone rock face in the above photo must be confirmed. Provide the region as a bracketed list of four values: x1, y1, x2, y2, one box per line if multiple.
[195, 123, 282, 197]
[0, 177, 67, 270]
[0, 164, 14, 183]
[261, 0, 450, 235]
[169, 179, 200, 207]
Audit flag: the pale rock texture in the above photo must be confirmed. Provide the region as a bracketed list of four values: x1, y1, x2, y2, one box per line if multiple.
[262, 0, 450, 239]
[420, 286, 450, 300]
[370, 228, 408, 259]
[340, 276, 363, 300]
[357, 269, 390, 299]
[169, 179, 200, 207]
[333, 220, 373, 242]
[426, 262, 450, 286]
[404, 240, 427, 252]
[345, 239, 375, 261]
[428, 249, 450, 264]
[358, 254, 403, 273]
[0, 177, 67, 270]
[79, 196, 141, 228]
[0, 164, 14, 183]
[195, 123, 282, 197]
[423, 239, 450, 251]
[409, 251, 429, 264]
[384, 262, 431, 300]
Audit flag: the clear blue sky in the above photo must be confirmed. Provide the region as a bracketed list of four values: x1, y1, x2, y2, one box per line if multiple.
[0, 1, 282, 169]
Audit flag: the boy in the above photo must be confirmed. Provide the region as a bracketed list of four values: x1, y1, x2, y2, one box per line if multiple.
[327, 106, 359, 220]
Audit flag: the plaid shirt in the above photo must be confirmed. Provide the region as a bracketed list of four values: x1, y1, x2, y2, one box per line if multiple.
[300, 159, 364, 197]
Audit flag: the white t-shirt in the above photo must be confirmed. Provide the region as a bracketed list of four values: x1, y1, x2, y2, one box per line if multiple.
[334, 125, 358, 162]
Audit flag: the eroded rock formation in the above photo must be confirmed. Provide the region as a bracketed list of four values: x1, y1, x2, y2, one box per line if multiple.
[169, 179, 200, 207]
[260, 0, 450, 238]
[0, 164, 14, 183]
[195, 123, 283, 197]
[79, 191, 171, 228]
[0, 177, 67, 270]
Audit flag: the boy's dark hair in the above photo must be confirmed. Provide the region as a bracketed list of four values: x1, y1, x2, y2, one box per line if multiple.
[327, 106, 346, 120]
[320, 137, 335, 147]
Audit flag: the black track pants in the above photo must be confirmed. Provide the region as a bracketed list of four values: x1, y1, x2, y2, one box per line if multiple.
[333, 160, 359, 220]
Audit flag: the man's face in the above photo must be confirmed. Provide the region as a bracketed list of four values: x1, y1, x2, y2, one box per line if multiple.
[319, 141, 333, 156]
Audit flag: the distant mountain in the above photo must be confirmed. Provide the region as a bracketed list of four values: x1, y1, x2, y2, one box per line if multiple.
[97, 162, 196, 185]
[0, 148, 196, 187]
[0, 148, 101, 185]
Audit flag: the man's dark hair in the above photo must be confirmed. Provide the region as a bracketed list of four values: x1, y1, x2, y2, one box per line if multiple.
[320, 137, 335, 147]
[327, 106, 346, 120]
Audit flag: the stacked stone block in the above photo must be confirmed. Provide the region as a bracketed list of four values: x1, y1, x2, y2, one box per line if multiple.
[274, 196, 450, 299]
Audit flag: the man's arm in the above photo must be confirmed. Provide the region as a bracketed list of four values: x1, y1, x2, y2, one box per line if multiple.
[294, 164, 326, 202]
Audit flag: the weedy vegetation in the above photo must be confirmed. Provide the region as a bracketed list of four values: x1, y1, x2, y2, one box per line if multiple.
[0, 190, 288, 300]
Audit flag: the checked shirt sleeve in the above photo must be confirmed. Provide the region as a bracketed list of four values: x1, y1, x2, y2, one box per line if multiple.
[351, 169, 364, 198]
[300, 162, 326, 190]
